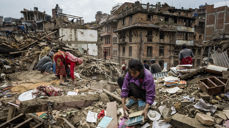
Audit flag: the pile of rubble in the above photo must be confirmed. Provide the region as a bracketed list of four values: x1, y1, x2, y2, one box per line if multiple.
[1, 31, 229, 128]
[150, 64, 229, 128]
[79, 56, 120, 80]
[0, 30, 81, 75]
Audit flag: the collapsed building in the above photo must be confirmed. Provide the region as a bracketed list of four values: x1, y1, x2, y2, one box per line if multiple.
[21, 7, 52, 31]
[52, 4, 98, 56]
[98, 2, 206, 68]
[203, 4, 229, 67]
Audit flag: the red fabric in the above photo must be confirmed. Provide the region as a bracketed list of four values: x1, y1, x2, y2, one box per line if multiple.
[54, 51, 66, 76]
[65, 52, 83, 80]
[65, 52, 78, 62]
[122, 66, 126, 71]
[65, 57, 76, 80]
[97, 110, 105, 119]
[181, 56, 193, 65]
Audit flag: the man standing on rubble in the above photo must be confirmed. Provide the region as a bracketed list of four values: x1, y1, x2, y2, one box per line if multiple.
[179, 44, 194, 65]
[35, 51, 54, 73]
[150, 59, 162, 74]
[118, 59, 155, 119]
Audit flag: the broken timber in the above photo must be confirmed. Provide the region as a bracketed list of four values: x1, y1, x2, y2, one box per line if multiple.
[20, 94, 99, 113]
[19, 30, 57, 51]
[103, 89, 122, 102]
[179, 68, 205, 80]
[57, 117, 75, 128]
[0, 113, 44, 128]
[106, 102, 118, 128]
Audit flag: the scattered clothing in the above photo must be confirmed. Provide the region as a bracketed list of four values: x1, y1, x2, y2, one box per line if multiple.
[32, 85, 63, 97]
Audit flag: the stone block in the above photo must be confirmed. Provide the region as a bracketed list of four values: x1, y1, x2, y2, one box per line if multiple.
[215, 111, 227, 120]
[171, 113, 208, 128]
[195, 113, 214, 126]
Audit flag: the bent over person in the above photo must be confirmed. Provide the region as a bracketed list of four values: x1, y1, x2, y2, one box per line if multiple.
[118, 59, 156, 118]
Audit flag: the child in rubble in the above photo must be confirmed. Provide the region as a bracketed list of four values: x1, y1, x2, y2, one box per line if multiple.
[118, 59, 155, 119]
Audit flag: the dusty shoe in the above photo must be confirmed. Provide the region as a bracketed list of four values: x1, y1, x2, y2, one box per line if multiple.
[126, 98, 136, 108]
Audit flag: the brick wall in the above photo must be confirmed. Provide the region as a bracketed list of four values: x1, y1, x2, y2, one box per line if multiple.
[205, 5, 229, 41]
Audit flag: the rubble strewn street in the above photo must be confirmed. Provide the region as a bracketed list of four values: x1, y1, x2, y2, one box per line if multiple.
[0, 1, 229, 128]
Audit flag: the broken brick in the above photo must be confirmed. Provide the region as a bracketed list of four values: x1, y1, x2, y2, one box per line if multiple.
[195, 113, 214, 126]
[171, 113, 208, 128]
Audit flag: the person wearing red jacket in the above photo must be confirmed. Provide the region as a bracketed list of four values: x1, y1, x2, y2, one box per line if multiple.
[65, 52, 83, 84]
[54, 50, 83, 85]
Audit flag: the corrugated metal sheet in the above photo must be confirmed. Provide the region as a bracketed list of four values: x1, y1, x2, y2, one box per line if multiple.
[211, 51, 229, 68]
[153, 72, 168, 79]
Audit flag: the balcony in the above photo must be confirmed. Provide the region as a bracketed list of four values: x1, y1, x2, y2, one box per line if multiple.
[176, 40, 194, 46]
[100, 32, 112, 37]
[176, 26, 194, 32]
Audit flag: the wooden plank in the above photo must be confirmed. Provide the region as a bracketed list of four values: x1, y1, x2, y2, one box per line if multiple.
[14, 118, 33, 128]
[19, 31, 57, 50]
[0, 114, 24, 128]
[103, 89, 122, 102]
[27, 113, 44, 123]
[28, 56, 38, 71]
[61, 118, 75, 128]
[20, 94, 99, 113]
[7, 106, 15, 121]
[32, 122, 43, 128]
[106, 102, 118, 128]
[129, 110, 144, 118]
[223, 71, 229, 78]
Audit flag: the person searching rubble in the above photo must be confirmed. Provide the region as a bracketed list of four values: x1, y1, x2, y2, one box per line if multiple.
[179, 44, 194, 65]
[53, 50, 83, 85]
[35, 51, 54, 74]
[150, 59, 162, 74]
[65, 51, 83, 84]
[118, 59, 155, 119]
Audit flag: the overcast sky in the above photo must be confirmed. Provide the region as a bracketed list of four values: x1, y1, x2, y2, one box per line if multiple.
[0, 0, 228, 23]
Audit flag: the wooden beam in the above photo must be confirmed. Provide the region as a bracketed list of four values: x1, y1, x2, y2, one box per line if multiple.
[14, 118, 33, 128]
[19, 31, 57, 51]
[7, 106, 15, 121]
[57, 118, 75, 128]
[20, 94, 99, 113]
[106, 102, 118, 128]
[32, 122, 43, 128]
[0, 114, 24, 128]
[103, 89, 122, 102]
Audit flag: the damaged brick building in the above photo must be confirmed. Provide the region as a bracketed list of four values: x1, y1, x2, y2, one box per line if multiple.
[203, 4, 229, 67]
[21, 7, 52, 31]
[99, 1, 204, 68]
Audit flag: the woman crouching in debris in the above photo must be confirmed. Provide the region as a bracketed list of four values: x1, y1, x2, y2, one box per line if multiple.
[118, 59, 155, 119]
[54, 50, 83, 85]
[54, 50, 67, 85]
